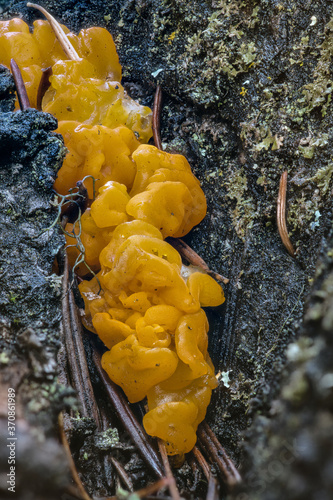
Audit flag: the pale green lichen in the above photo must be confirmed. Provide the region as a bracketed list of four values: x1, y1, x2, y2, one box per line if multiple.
[225, 167, 257, 240]
[298, 18, 333, 116]
[253, 130, 284, 152]
[95, 428, 119, 451]
[179, 0, 259, 104]
[298, 133, 329, 159]
[288, 194, 321, 234]
[308, 162, 333, 195]
[0, 351, 10, 364]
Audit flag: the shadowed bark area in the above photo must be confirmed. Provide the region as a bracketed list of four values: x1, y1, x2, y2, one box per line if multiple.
[0, 0, 332, 498]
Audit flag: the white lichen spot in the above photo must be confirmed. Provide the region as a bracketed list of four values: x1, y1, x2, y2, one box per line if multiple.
[216, 370, 232, 387]
[310, 16, 317, 26]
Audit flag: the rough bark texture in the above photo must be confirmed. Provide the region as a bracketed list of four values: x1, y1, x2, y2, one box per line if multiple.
[0, 0, 332, 499]
[238, 230, 333, 499]
[0, 69, 73, 499]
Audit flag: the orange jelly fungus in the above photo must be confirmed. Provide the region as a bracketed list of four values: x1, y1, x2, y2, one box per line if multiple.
[0, 16, 225, 456]
[0, 19, 151, 142]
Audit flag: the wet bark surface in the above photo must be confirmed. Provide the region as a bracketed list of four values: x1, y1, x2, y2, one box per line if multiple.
[0, 0, 332, 498]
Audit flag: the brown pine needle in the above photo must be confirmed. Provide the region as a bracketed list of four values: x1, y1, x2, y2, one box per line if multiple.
[153, 84, 163, 150]
[27, 3, 81, 60]
[206, 475, 219, 500]
[152, 86, 229, 285]
[192, 446, 210, 480]
[104, 478, 171, 500]
[277, 171, 295, 257]
[158, 440, 181, 500]
[197, 423, 241, 489]
[91, 346, 164, 479]
[10, 59, 30, 110]
[110, 457, 133, 492]
[168, 237, 229, 284]
[135, 477, 171, 498]
[62, 253, 101, 422]
[58, 412, 92, 500]
[37, 66, 52, 110]
[202, 423, 241, 484]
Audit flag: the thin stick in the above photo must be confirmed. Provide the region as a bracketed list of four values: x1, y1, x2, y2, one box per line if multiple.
[64, 485, 85, 499]
[152, 84, 163, 150]
[27, 3, 80, 60]
[168, 237, 229, 284]
[277, 171, 295, 257]
[91, 346, 164, 479]
[37, 66, 52, 110]
[10, 59, 30, 110]
[158, 440, 181, 500]
[58, 413, 92, 500]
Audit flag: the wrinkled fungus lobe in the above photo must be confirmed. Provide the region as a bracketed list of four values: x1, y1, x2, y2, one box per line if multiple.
[0, 17, 225, 456]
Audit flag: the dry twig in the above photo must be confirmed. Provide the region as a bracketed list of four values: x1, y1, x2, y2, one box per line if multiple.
[135, 477, 172, 498]
[110, 457, 134, 492]
[277, 171, 295, 257]
[103, 477, 172, 500]
[192, 445, 223, 500]
[192, 446, 210, 480]
[10, 59, 30, 110]
[206, 475, 219, 500]
[152, 85, 229, 284]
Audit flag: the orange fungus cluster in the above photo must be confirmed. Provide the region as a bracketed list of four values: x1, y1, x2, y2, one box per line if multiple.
[0, 14, 225, 456]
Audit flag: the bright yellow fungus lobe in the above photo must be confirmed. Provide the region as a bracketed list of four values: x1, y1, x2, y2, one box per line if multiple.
[54, 122, 140, 198]
[79, 223, 225, 455]
[0, 19, 150, 141]
[0, 17, 226, 456]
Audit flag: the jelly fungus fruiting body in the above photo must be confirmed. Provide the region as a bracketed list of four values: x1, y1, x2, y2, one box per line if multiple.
[1, 17, 225, 456]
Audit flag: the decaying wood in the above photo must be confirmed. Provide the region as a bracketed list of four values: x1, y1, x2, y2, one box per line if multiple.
[0, 77, 69, 499]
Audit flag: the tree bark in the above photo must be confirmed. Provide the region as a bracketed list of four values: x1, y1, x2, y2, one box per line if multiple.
[1, 0, 332, 498]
